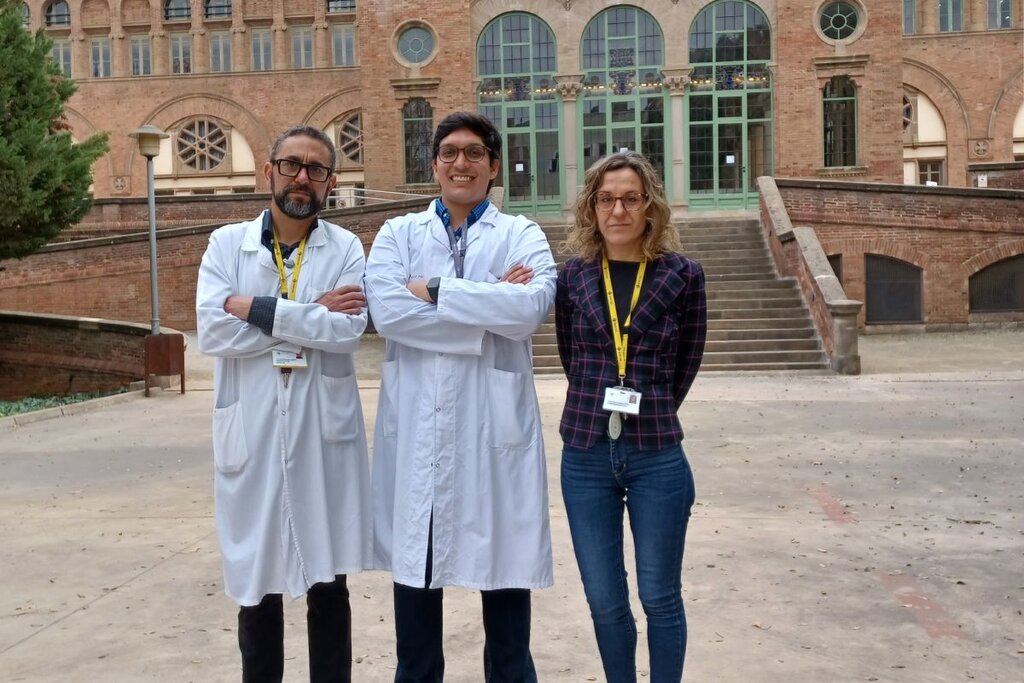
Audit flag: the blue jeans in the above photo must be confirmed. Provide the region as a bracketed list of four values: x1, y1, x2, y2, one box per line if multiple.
[561, 438, 696, 683]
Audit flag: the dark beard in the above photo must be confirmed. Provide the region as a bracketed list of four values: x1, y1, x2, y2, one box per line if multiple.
[272, 177, 323, 219]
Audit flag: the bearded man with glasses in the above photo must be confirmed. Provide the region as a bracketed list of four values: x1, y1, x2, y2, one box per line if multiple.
[365, 112, 557, 681]
[196, 125, 372, 682]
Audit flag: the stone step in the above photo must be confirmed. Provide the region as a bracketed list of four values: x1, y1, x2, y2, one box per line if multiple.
[706, 279, 797, 292]
[711, 297, 806, 310]
[683, 241, 767, 252]
[708, 317, 816, 330]
[707, 327, 816, 342]
[708, 307, 809, 320]
[533, 355, 564, 369]
[684, 248, 770, 260]
[701, 349, 828, 366]
[700, 362, 831, 372]
[534, 366, 566, 376]
[706, 338, 822, 353]
[704, 268, 778, 279]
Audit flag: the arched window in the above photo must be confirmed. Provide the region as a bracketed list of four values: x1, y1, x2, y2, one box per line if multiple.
[336, 112, 363, 167]
[45, 1, 70, 26]
[176, 119, 228, 171]
[688, 1, 773, 201]
[970, 255, 1024, 313]
[865, 255, 922, 324]
[165, 0, 191, 21]
[205, 0, 232, 19]
[20, 3, 30, 27]
[823, 76, 857, 167]
[327, 0, 356, 12]
[403, 99, 433, 184]
[580, 7, 666, 176]
[477, 13, 560, 212]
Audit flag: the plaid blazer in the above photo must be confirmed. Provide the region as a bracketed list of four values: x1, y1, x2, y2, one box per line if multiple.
[555, 252, 707, 451]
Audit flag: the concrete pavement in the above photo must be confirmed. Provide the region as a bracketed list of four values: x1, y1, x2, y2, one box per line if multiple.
[1, 328, 1022, 681]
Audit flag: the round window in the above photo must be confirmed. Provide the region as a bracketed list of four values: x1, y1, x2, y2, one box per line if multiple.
[397, 26, 435, 65]
[176, 119, 227, 171]
[819, 2, 859, 41]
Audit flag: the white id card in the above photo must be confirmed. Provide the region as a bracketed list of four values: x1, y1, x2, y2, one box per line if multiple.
[272, 349, 308, 369]
[603, 386, 641, 416]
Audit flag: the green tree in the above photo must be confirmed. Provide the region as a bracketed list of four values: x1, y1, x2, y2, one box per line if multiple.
[0, 0, 108, 260]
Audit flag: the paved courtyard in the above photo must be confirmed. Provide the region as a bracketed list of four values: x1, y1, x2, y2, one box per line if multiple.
[1, 328, 1022, 681]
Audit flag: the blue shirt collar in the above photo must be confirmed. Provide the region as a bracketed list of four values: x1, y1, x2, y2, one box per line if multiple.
[434, 197, 490, 231]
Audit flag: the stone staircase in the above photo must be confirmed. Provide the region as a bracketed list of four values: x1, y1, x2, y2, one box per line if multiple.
[531, 218, 830, 374]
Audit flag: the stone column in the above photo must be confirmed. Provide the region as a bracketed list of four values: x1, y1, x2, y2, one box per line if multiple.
[232, 24, 249, 73]
[555, 74, 583, 217]
[71, 31, 89, 80]
[110, 21, 126, 78]
[828, 299, 862, 375]
[967, 0, 987, 30]
[314, 20, 331, 68]
[662, 67, 692, 212]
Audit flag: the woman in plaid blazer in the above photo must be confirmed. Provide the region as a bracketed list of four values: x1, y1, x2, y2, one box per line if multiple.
[555, 151, 707, 682]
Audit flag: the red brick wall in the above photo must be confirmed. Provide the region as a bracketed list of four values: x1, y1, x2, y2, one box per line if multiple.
[775, 178, 1024, 326]
[67, 195, 274, 240]
[0, 200, 430, 330]
[967, 163, 1024, 190]
[0, 313, 148, 400]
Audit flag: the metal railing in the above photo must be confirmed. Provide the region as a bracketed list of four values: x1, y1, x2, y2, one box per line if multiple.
[327, 187, 432, 209]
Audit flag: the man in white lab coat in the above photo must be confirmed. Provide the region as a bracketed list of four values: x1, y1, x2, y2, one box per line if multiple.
[365, 112, 556, 681]
[196, 125, 371, 682]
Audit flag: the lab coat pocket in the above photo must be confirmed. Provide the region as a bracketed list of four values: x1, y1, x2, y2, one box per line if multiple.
[212, 400, 249, 473]
[379, 360, 399, 437]
[485, 367, 537, 449]
[319, 374, 361, 442]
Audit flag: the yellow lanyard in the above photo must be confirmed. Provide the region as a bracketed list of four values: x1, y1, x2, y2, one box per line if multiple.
[272, 232, 307, 300]
[601, 255, 647, 385]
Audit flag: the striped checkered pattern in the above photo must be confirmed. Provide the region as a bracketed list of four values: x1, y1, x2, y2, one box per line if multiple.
[555, 253, 707, 451]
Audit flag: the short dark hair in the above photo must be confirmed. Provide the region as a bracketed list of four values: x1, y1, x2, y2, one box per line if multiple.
[270, 125, 337, 170]
[431, 112, 502, 161]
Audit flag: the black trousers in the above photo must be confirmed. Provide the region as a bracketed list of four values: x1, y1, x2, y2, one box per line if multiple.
[237, 575, 352, 683]
[393, 583, 537, 683]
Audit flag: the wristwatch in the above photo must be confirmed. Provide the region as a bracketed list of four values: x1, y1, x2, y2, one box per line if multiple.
[426, 276, 441, 304]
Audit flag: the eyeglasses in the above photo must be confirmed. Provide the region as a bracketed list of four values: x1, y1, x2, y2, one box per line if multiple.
[437, 144, 489, 163]
[272, 158, 333, 182]
[594, 192, 649, 212]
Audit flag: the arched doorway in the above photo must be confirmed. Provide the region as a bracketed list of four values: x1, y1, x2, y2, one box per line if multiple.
[687, 0, 773, 208]
[477, 13, 562, 215]
[578, 7, 668, 181]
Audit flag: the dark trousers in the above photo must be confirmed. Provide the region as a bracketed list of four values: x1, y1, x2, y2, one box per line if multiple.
[237, 575, 352, 683]
[393, 583, 536, 683]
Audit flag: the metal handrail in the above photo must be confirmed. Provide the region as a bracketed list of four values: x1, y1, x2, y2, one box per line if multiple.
[328, 187, 432, 208]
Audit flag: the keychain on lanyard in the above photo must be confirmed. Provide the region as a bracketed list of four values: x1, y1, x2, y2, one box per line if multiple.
[601, 255, 647, 439]
[272, 232, 307, 387]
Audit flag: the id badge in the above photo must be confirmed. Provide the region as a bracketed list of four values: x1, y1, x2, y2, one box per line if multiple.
[603, 386, 641, 416]
[272, 349, 308, 369]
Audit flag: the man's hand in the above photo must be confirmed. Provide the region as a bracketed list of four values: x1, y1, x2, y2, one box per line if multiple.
[224, 295, 254, 321]
[316, 284, 366, 315]
[406, 279, 432, 303]
[500, 263, 534, 285]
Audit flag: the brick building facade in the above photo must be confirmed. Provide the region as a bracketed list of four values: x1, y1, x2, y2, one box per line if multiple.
[20, 0, 1022, 212]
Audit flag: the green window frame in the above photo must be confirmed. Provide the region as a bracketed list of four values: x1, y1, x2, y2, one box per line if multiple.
[580, 6, 666, 177]
[403, 98, 433, 185]
[823, 76, 857, 167]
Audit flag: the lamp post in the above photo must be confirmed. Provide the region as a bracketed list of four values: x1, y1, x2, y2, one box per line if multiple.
[128, 125, 169, 334]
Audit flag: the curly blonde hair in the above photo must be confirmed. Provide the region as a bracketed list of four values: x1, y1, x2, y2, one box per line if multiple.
[563, 151, 679, 262]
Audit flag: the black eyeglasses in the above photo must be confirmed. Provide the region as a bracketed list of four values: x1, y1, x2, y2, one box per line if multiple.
[594, 192, 649, 212]
[437, 144, 489, 163]
[272, 158, 333, 182]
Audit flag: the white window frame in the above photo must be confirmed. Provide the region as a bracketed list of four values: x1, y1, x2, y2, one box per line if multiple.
[332, 24, 356, 66]
[130, 35, 152, 76]
[251, 28, 273, 71]
[91, 37, 112, 78]
[51, 39, 72, 76]
[292, 26, 314, 69]
[170, 33, 192, 74]
[210, 30, 233, 72]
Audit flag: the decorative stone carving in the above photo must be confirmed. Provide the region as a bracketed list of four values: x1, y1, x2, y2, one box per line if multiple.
[555, 74, 583, 100]
[971, 139, 991, 158]
[111, 176, 128, 193]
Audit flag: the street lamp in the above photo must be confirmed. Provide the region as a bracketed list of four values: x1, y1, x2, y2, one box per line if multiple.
[128, 124, 169, 334]
[129, 125, 185, 397]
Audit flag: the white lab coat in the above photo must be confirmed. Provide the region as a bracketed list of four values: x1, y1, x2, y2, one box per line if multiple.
[196, 211, 372, 606]
[364, 201, 556, 590]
